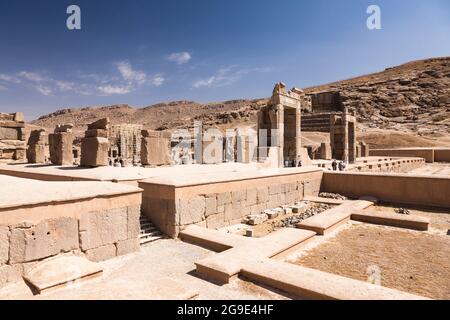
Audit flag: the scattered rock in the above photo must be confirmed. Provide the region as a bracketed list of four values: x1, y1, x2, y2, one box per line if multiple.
[395, 208, 410, 215]
[319, 192, 348, 201]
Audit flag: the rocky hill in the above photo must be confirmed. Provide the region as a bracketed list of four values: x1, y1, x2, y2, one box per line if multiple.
[31, 57, 450, 147]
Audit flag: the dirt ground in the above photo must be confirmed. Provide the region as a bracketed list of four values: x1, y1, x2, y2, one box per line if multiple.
[292, 223, 450, 300]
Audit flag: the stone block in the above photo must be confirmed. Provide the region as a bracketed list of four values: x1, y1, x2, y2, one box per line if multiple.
[232, 190, 246, 203]
[224, 203, 233, 222]
[127, 205, 141, 239]
[0, 265, 21, 288]
[54, 123, 73, 133]
[217, 192, 232, 206]
[85, 129, 108, 138]
[178, 197, 206, 226]
[26, 144, 46, 164]
[0, 227, 10, 265]
[141, 134, 172, 166]
[79, 208, 128, 251]
[9, 218, 79, 264]
[206, 213, 225, 229]
[116, 238, 140, 256]
[85, 244, 116, 262]
[269, 184, 282, 195]
[246, 214, 268, 226]
[80, 137, 109, 167]
[265, 210, 279, 220]
[49, 132, 73, 165]
[0, 127, 20, 140]
[87, 118, 109, 130]
[257, 187, 269, 204]
[246, 188, 257, 206]
[205, 195, 217, 217]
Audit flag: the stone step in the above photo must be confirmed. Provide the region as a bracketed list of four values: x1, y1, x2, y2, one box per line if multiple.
[139, 234, 163, 245]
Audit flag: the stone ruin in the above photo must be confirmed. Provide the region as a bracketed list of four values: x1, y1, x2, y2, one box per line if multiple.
[302, 91, 358, 163]
[109, 124, 143, 167]
[257, 83, 309, 167]
[141, 130, 172, 166]
[27, 129, 48, 164]
[80, 118, 110, 167]
[0, 112, 26, 162]
[49, 124, 74, 165]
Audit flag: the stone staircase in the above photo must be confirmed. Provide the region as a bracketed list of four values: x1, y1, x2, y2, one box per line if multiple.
[139, 215, 164, 245]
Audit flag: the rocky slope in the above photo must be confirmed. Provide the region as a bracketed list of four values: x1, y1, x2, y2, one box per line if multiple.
[30, 57, 450, 147]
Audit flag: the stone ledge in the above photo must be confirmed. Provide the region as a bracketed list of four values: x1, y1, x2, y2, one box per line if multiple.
[351, 211, 430, 231]
[241, 259, 429, 300]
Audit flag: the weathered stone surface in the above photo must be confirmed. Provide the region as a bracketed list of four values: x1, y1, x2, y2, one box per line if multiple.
[79, 208, 128, 251]
[0, 120, 25, 128]
[217, 192, 231, 206]
[0, 127, 20, 140]
[85, 129, 108, 138]
[269, 184, 282, 195]
[49, 132, 73, 165]
[141, 132, 172, 166]
[85, 244, 116, 262]
[246, 214, 268, 226]
[205, 195, 217, 217]
[206, 213, 225, 229]
[127, 206, 141, 239]
[54, 123, 73, 133]
[80, 137, 109, 167]
[178, 197, 206, 226]
[87, 118, 109, 130]
[0, 227, 10, 265]
[9, 218, 79, 264]
[246, 188, 257, 205]
[257, 187, 269, 204]
[116, 238, 140, 256]
[0, 265, 21, 288]
[232, 190, 246, 203]
[26, 144, 46, 163]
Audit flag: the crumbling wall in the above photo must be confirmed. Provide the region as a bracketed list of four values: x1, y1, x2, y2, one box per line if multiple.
[0, 112, 26, 162]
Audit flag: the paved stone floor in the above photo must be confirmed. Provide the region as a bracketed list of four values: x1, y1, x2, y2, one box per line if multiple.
[0, 238, 291, 300]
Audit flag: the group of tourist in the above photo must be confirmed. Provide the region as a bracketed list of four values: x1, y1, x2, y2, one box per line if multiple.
[331, 159, 346, 171]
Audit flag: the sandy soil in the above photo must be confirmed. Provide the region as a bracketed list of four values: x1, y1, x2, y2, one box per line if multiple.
[292, 223, 450, 300]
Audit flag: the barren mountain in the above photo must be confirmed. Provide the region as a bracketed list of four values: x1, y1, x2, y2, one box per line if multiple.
[30, 57, 450, 148]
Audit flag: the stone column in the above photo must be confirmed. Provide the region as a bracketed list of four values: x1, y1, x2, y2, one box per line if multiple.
[49, 124, 74, 165]
[26, 129, 47, 164]
[80, 118, 109, 167]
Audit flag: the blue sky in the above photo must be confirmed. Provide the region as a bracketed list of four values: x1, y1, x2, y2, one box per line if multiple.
[0, 0, 449, 120]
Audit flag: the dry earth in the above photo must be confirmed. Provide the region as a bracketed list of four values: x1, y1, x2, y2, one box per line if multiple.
[292, 221, 450, 300]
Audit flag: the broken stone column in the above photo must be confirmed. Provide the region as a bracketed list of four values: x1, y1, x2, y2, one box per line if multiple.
[202, 128, 224, 164]
[361, 142, 370, 157]
[80, 118, 109, 167]
[26, 129, 47, 164]
[356, 144, 362, 158]
[141, 130, 172, 166]
[49, 124, 74, 165]
[0, 112, 26, 161]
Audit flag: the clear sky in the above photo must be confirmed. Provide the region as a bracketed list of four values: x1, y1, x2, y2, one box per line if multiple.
[0, 0, 449, 120]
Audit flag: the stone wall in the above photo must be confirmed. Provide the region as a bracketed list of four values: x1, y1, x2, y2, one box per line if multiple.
[0, 112, 26, 162]
[139, 170, 323, 238]
[322, 171, 450, 208]
[0, 205, 140, 288]
[370, 148, 435, 163]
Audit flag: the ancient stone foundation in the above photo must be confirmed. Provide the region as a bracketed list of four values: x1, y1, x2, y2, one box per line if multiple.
[0, 112, 26, 162]
[139, 169, 323, 238]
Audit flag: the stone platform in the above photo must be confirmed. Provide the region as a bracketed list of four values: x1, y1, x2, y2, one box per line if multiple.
[0, 175, 142, 288]
[138, 166, 323, 237]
